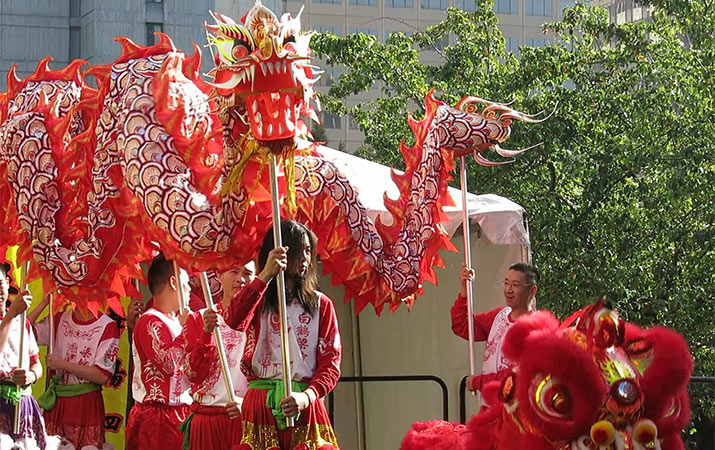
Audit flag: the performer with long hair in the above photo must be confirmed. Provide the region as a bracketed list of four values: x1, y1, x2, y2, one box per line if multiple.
[125, 254, 192, 450]
[213, 220, 341, 450]
[179, 262, 255, 449]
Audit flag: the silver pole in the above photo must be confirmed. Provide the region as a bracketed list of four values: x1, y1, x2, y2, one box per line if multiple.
[199, 272, 236, 403]
[459, 156, 476, 377]
[48, 292, 54, 355]
[269, 154, 294, 428]
[13, 260, 30, 435]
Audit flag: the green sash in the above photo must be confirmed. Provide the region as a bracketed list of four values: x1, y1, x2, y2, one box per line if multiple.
[37, 375, 102, 410]
[249, 379, 309, 430]
[0, 383, 31, 404]
[178, 412, 195, 450]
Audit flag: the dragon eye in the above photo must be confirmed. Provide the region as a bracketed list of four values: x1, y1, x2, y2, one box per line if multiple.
[232, 44, 250, 60]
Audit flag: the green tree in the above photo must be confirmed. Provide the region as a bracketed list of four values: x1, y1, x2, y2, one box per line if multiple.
[311, 0, 715, 443]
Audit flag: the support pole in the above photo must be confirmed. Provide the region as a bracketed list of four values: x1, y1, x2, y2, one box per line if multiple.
[172, 261, 186, 315]
[48, 292, 54, 354]
[13, 260, 30, 435]
[459, 156, 477, 380]
[199, 272, 235, 403]
[269, 154, 294, 428]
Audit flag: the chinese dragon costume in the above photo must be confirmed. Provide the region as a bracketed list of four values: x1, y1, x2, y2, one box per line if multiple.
[0, 0, 541, 314]
[401, 301, 694, 450]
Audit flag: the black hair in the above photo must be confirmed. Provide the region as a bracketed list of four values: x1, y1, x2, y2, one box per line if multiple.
[508, 262, 540, 286]
[258, 220, 319, 315]
[147, 254, 175, 295]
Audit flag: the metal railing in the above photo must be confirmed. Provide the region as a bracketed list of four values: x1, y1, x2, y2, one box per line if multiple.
[327, 375, 450, 425]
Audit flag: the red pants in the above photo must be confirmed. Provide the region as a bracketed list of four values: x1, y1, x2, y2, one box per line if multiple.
[44, 390, 105, 448]
[126, 402, 191, 450]
[237, 388, 339, 450]
[188, 404, 242, 450]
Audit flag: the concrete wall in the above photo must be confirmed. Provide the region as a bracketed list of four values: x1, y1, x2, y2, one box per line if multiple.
[321, 227, 524, 450]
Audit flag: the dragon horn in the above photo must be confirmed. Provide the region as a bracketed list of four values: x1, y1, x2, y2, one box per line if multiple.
[500, 102, 558, 123]
[493, 141, 543, 158]
[474, 152, 513, 166]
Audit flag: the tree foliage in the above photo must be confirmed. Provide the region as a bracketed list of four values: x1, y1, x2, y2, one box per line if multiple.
[311, 0, 715, 439]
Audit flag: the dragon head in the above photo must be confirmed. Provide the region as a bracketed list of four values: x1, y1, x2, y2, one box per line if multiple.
[436, 94, 549, 166]
[206, 1, 318, 148]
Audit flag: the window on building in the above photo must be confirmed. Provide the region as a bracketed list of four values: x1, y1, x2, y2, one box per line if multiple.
[506, 36, 519, 55]
[348, 116, 360, 130]
[315, 0, 342, 4]
[494, 0, 518, 15]
[558, 0, 575, 18]
[432, 34, 449, 51]
[386, 0, 414, 8]
[146, 0, 162, 3]
[349, 28, 378, 38]
[526, 0, 552, 16]
[317, 67, 343, 87]
[146, 23, 163, 45]
[456, 0, 478, 11]
[421, 0, 448, 10]
[70, 0, 81, 17]
[323, 113, 342, 129]
[315, 26, 342, 36]
[385, 29, 413, 41]
[351, 0, 377, 5]
[69, 26, 81, 60]
[525, 37, 548, 47]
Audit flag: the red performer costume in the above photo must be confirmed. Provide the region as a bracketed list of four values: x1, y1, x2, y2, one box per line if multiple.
[220, 221, 341, 450]
[0, 262, 54, 449]
[32, 299, 119, 449]
[125, 255, 192, 450]
[180, 262, 255, 450]
[451, 263, 539, 403]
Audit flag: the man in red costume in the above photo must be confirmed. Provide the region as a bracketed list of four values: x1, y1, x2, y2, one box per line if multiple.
[179, 262, 255, 449]
[125, 254, 192, 450]
[451, 262, 539, 405]
[212, 220, 341, 450]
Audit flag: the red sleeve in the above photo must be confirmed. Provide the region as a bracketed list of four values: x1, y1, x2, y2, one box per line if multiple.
[225, 278, 268, 331]
[182, 311, 218, 385]
[450, 295, 503, 342]
[307, 294, 342, 399]
[133, 314, 185, 376]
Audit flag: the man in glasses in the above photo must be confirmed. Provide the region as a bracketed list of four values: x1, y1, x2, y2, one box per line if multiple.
[450, 262, 540, 406]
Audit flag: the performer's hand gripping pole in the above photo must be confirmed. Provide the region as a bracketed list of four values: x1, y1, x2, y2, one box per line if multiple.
[13, 260, 30, 435]
[172, 261, 187, 315]
[199, 272, 235, 403]
[460, 157, 477, 389]
[269, 154, 295, 428]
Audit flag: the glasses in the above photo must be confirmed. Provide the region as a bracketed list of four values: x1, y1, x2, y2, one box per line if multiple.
[502, 281, 534, 290]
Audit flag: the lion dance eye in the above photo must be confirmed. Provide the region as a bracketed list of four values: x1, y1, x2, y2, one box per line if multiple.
[633, 419, 658, 445]
[590, 420, 616, 447]
[533, 375, 572, 418]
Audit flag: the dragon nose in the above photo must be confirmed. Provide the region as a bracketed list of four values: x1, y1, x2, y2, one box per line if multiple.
[611, 378, 641, 406]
